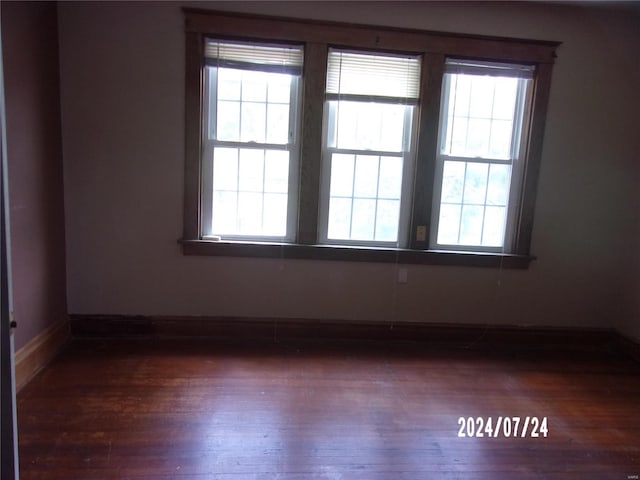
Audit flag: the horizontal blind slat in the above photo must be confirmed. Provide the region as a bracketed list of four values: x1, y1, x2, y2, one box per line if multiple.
[205, 39, 303, 72]
[445, 59, 535, 79]
[326, 49, 421, 99]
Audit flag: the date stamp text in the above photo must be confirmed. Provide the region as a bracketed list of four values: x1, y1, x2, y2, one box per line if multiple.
[457, 416, 548, 438]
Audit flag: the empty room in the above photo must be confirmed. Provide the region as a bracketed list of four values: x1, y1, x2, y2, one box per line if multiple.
[1, 1, 639, 479]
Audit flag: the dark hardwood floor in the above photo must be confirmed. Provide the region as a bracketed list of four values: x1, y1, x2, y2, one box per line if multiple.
[17, 338, 640, 479]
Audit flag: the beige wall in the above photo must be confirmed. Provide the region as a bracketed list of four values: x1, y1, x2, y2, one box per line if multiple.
[57, 2, 640, 336]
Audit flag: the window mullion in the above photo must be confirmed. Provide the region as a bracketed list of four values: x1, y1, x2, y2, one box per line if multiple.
[297, 42, 328, 244]
[409, 52, 445, 250]
[515, 63, 551, 255]
[183, 31, 204, 241]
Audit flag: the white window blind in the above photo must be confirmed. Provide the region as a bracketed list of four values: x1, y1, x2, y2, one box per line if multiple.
[326, 49, 421, 99]
[204, 39, 304, 74]
[445, 59, 535, 79]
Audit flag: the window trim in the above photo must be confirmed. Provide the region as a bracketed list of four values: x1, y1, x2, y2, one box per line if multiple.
[180, 239, 534, 269]
[182, 9, 559, 268]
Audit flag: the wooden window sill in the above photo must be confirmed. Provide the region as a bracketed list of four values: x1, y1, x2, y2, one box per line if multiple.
[179, 239, 534, 269]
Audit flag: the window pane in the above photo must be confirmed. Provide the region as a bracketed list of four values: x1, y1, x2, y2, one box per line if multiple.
[264, 150, 289, 194]
[268, 75, 291, 103]
[213, 147, 238, 191]
[330, 154, 355, 197]
[238, 149, 264, 192]
[378, 156, 403, 199]
[334, 101, 357, 148]
[441, 161, 465, 203]
[241, 73, 267, 102]
[375, 199, 400, 242]
[353, 155, 379, 198]
[448, 116, 468, 157]
[435, 161, 511, 248]
[492, 77, 518, 119]
[459, 205, 483, 245]
[217, 101, 240, 141]
[437, 204, 461, 245]
[333, 101, 410, 152]
[488, 120, 513, 159]
[469, 76, 494, 118]
[451, 75, 471, 117]
[266, 104, 289, 144]
[466, 118, 490, 158]
[212, 191, 237, 234]
[328, 197, 352, 239]
[238, 192, 263, 234]
[380, 106, 407, 152]
[482, 206, 506, 247]
[241, 102, 266, 143]
[211, 148, 290, 237]
[441, 73, 525, 160]
[462, 163, 489, 205]
[218, 69, 241, 100]
[486, 164, 511, 206]
[351, 198, 376, 240]
[354, 104, 382, 151]
[263, 193, 287, 236]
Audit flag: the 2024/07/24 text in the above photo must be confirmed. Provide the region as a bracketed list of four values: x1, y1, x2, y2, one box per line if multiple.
[457, 416, 548, 438]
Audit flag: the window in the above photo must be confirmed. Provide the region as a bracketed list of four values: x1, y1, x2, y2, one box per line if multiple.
[431, 59, 534, 252]
[183, 10, 558, 267]
[201, 40, 303, 241]
[320, 49, 420, 246]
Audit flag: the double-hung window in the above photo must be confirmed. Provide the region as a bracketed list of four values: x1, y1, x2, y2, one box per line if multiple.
[183, 10, 558, 267]
[201, 40, 303, 241]
[431, 59, 534, 252]
[320, 49, 420, 247]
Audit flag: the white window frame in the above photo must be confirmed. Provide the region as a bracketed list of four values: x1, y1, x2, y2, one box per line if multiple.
[429, 60, 534, 253]
[317, 50, 420, 248]
[200, 41, 302, 242]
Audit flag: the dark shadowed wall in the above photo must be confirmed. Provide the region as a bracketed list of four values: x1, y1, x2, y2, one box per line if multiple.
[2, 2, 67, 350]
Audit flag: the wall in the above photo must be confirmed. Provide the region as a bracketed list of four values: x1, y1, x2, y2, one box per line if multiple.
[57, 2, 640, 332]
[2, 2, 68, 350]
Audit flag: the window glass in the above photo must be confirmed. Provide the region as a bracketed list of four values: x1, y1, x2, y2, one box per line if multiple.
[433, 59, 533, 250]
[202, 40, 302, 240]
[323, 49, 420, 245]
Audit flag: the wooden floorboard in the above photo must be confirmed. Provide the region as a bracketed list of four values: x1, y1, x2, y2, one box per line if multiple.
[17, 338, 640, 479]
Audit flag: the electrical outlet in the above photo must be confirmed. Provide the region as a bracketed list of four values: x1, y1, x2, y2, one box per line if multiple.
[416, 225, 427, 242]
